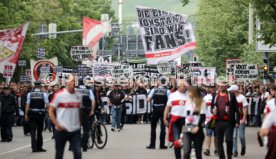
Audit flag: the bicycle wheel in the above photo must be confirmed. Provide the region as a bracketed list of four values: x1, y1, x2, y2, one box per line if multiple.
[87, 130, 95, 149]
[94, 123, 108, 149]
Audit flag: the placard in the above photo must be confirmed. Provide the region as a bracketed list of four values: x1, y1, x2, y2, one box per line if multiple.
[20, 75, 31, 82]
[77, 65, 88, 77]
[111, 65, 134, 79]
[70, 46, 92, 61]
[234, 64, 258, 81]
[191, 67, 216, 86]
[18, 60, 26, 66]
[92, 62, 120, 78]
[37, 48, 45, 59]
[95, 55, 112, 63]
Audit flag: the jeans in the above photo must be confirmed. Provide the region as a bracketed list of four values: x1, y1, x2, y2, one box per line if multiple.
[55, 130, 82, 159]
[111, 107, 122, 129]
[216, 121, 234, 159]
[233, 124, 246, 152]
[183, 130, 205, 159]
[149, 107, 166, 147]
[0, 114, 14, 140]
[172, 119, 185, 159]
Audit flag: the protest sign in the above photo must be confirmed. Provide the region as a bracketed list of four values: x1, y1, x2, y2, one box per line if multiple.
[225, 58, 241, 83]
[20, 75, 31, 82]
[18, 60, 26, 66]
[93, 62, 120, 78]
[70, 46, 92, 61]
[77, 65, 88, 77]
[191, 67, 216, 86]
[37, 48, 45, 59]
[157, 61, 177, 76]
[30, 57, 58, 83]
[25, 69, 31, 76]
[111, 64, 134, 79]
[234, 64, 258, 81]
[136, 6, 196, 64]
[95, 55, 112, 63]
[129, 62, 146, 76]
[177, 63, 191, 79]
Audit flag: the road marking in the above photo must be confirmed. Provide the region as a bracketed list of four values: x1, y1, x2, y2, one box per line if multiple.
[0, 138, 52, 155]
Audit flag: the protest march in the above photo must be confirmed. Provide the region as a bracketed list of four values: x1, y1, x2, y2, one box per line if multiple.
[0, 1, 275, 159]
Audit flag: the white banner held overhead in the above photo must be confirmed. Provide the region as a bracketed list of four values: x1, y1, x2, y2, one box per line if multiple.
[225, 58, 241, 83]
[92, 62, 120, 79]
[136, 6, 196, 65]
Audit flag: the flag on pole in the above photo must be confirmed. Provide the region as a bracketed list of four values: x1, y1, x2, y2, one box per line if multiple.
[0, 23, 29, 83]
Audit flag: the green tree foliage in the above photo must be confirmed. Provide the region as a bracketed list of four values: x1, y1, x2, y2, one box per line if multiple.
[251, 0, 276, 46]
[0, 0, 115, 67]
[191, 0, 249, 74]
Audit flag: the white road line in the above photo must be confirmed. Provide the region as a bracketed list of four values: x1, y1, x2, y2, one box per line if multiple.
[0, 138, 52, 155]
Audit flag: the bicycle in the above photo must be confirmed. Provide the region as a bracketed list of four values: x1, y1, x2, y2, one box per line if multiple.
[87, 114, 108, 149]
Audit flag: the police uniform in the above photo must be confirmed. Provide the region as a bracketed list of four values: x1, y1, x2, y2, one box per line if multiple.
[147, 86, 170, 149]
[26, 81, 49, 152]
[75, 85, 94, 151]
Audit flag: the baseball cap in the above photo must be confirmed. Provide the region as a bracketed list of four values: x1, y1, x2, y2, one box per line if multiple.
[227, 85, 239, 92]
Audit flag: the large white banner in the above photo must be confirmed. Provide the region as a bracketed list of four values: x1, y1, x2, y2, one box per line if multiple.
[0, 23, 29, 81]
[136, 6, 196, 65]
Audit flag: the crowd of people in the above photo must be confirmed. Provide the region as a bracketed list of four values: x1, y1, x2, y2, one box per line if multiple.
[0, 76, 276, 159]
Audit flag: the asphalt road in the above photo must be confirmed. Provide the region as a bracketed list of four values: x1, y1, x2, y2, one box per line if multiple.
[0, 124, 266, 159]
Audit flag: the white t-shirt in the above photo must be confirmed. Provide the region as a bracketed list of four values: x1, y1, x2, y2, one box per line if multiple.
[185, 98, 206, 125]
[262, 110, 276, 130]
[203, 94, 213, 123]
[166, 91, 188, 117]
[50, 89, 82, 132]
[261, 92, 270, 100]
[236, 94, 248, 120]
[264, 98, 276, 114]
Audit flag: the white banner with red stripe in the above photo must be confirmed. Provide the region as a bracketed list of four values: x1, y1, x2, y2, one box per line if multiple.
[0, 23, 29, 80]
[136, 6, 196, 65]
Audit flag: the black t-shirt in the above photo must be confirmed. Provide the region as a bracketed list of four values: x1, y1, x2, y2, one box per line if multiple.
[108, 90, 125, 106]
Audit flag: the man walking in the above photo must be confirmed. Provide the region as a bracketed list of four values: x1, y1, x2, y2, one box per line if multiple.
[49, 74, 82, 159]
[212, 81, 240, 159]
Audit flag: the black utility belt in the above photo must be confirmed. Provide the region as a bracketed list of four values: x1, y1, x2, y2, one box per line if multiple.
[28, 110, 45, 115]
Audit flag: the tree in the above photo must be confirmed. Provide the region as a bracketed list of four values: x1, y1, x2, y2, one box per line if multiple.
[251, 0, 276, 46]
[0, 0, 115, 81]
[188, 0, 249, 74]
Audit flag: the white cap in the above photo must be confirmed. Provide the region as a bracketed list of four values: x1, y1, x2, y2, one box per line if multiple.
[227, 85, 239, 92]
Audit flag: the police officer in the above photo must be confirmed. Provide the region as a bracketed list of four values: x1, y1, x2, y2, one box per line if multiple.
[25, 81, 49, 152]
[0, 86, 18, 142]
[146, 78, 170, 149]
[75, 79, 95, 152]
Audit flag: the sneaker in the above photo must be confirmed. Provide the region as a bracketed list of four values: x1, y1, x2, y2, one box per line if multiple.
[146, 145, 155, 149]
[214, 150, 219, 156]
[117, 128, 120, 132]
[111, 127, 115, 132]
[241, 147, 246, 156]
[6, 138, 12, 142]
[204, 149, 210, 156]
[1, 139, 6, 142]
[233, 151, 238, 157]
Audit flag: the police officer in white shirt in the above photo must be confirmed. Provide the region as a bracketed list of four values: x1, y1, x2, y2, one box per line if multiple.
[25, 81, 49, 152]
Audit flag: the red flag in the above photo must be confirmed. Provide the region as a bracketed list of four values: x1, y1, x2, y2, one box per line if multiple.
[0, 23, 29, 79]
[82, 17, 104, 48]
